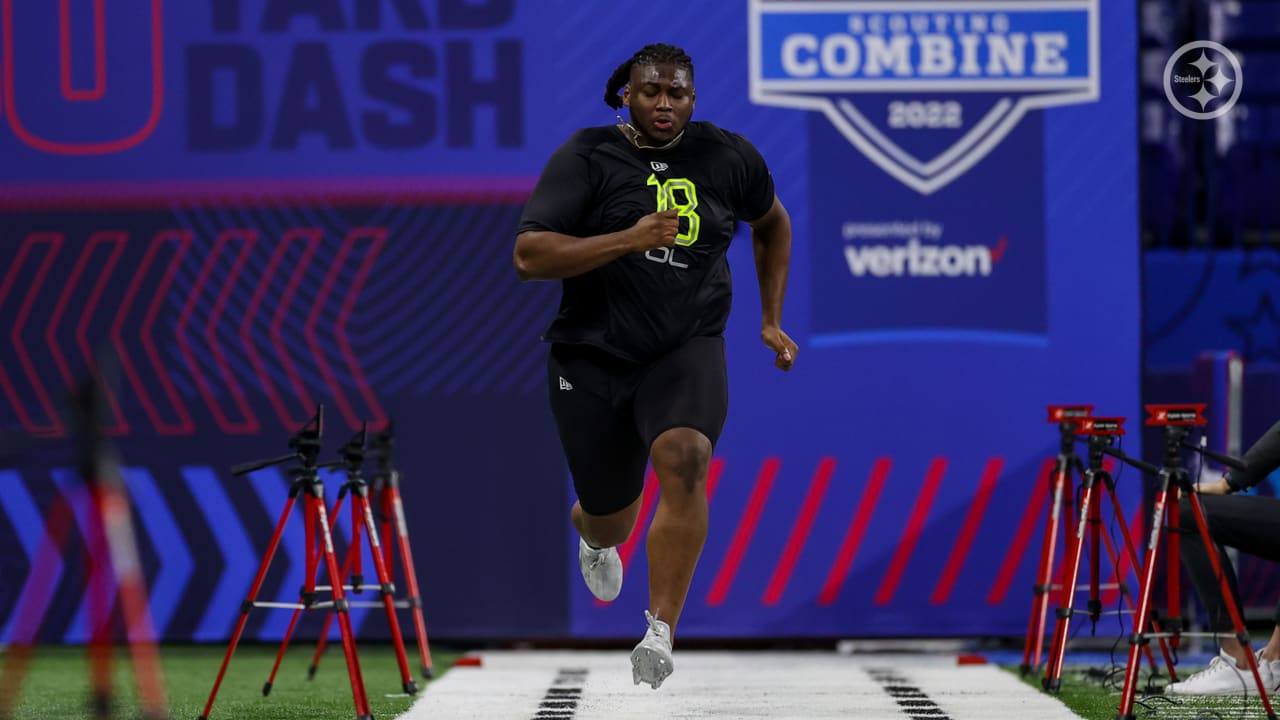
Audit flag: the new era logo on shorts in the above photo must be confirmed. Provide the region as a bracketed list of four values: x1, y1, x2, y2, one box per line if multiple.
[559, 376, 574, 391]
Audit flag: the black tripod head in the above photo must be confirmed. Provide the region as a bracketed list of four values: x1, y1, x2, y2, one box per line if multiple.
[323, 422, 370, 500]
[370, 418, 398, 491]
[1081, 405, 1248, 491]
[1073, 416, 1125, 472]
[231, 405, 325, 479]
[1145, 404, 1247, 489]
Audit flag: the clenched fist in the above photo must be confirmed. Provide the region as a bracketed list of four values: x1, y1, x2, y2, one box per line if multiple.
[629, 209, 681, 251]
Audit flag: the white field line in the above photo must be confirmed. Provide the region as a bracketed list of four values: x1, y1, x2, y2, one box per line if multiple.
[399, 651, 1085, 720]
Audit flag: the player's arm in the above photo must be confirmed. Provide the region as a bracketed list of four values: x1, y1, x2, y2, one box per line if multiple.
[514, 212, 677, 281]
[513, 136, 677, 281]
[749, 195, 798, 371]
[1201, 418, 1280, 494]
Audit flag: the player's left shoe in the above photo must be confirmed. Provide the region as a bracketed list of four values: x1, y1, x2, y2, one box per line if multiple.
[630, 610, 673, 690]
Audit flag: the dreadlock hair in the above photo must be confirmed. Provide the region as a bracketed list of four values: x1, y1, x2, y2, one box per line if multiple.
[603, 43, 694, 110]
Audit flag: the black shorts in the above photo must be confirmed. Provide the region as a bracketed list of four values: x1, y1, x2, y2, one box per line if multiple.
[546, 336, 728, 516]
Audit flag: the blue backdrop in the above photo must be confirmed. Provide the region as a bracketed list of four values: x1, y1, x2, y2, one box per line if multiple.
[0, 0, 1140, 642]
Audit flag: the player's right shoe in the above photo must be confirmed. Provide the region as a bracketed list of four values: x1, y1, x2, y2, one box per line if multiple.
[578, 537, 623, 602]
[630, 610, 673, 690]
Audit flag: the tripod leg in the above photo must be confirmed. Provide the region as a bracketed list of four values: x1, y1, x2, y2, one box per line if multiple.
[271, 494, 351, 691]
[1166, 483, 1183, 650]
[1088, 486, 1103, 628]
[0, 495, 77, 720]
[83, 486, 115, 720]
[201, 495, 300, 720]
[1103, 484, 1178, 681]
[1023, 458, 1068, 675]
[359, 494, 417, 694]
[1044, 475, 1096, 692]
[1117, 482, 1175, 719]
[387, 486, 433, 678]
[315, 496, 374, 720]
[98, 483, 168, 720]
[311, 512, 360, 681]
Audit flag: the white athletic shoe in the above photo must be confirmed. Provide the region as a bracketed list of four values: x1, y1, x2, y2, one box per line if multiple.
[630, 610, 674, 690]
[1165, 649, 1272, 696]
[1256, 649, 1280, 692]
[578, 537, 622, 602]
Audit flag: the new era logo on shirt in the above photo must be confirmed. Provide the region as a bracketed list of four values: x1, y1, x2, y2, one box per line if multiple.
[559, 376, 574, 390]
[651, 161, 668, 172]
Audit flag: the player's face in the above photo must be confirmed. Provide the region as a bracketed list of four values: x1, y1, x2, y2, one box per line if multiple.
[624, 63, 695, 145]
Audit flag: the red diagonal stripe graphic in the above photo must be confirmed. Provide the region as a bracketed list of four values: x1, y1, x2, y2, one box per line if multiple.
[0, 233, 62, 434]
[47, 235, 100, 398]
[763, 457, 836, 606]
[74, 232, 130, 435]
[131, 230, 194, 434]
[706, 457, 780, 607]
[986, 458, 1056, 605]
[203, 229, 259, 433]
[272, 229, 322, 419]
[819, 458, 891, 606]
[240, 228, 313, 429]
[334, 228, 387, 429]
[8, 233, 65, 436]
[930, 457, 1005, 605]
[875, 457, 948, 605]
[176, 231, 244, 433]
[306, 234, 363, 429]
[705, 457, 725, 502]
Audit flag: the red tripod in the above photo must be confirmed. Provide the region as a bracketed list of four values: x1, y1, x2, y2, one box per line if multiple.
[1111, 406, 1276, 720]
[199, 407, 374, 720]
[1042, 416, 1177, 693]
[308, 423, 434, 681]
[0, 376, 167, 720]
[263, 424, 417, 696]
[1021, 405, 1091, 675]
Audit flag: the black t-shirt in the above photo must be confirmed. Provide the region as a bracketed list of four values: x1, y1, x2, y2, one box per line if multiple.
[518, 121, 775, 363]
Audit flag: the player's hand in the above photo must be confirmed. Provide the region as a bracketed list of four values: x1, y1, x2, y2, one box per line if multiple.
[630, 209, 680, 251]
[761, 325, 797, 371]
[1194, 467, 1232, 495]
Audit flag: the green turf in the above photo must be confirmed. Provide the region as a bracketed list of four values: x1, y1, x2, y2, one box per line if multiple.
[1012, 664, 1278, 719]
[1, 643, 461, 720]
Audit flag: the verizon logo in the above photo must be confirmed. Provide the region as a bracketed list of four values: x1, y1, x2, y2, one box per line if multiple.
[844, 237, 1006, 278]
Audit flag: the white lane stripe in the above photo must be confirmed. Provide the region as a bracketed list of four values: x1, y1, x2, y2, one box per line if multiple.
[399, 652, 1084, 720]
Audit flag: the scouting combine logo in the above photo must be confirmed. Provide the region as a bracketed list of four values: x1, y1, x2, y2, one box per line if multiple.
[749, 0, 1100, 194]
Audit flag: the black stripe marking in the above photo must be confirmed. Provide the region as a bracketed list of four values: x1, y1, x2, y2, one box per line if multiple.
[530, 668, 588, 719]
[867, 667, 953, 720]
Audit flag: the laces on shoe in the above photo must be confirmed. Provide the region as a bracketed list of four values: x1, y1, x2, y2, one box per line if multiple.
[643, 610, 670, 642]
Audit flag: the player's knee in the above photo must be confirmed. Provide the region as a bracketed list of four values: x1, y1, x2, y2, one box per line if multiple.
[651, 430, 711, 495]
[586, 521, 634, 548]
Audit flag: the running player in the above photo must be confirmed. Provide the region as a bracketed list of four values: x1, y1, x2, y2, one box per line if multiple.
[513, 43, 797, 689]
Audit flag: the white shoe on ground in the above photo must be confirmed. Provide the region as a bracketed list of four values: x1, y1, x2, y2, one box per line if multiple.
[1166, 649, 1274, 696]
[630, 610, 674, 690]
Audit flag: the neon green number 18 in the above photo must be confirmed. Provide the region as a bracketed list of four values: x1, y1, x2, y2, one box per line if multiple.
[647, 174, 701, 247]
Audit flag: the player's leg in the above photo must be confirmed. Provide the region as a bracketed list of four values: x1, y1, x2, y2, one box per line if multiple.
[628, 336, 728, 688]
[1168, 495, 1280, 694]
[547, 344, 649, 601]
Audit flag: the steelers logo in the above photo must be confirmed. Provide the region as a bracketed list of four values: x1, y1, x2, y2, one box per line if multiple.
[1163, 41, 1243, 120]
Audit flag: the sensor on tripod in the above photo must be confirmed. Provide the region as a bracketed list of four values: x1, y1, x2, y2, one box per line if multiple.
[1074, 417, 1125, 436]
[1145, 403, 1207, 427]
[1046, 405, 1093, 423]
